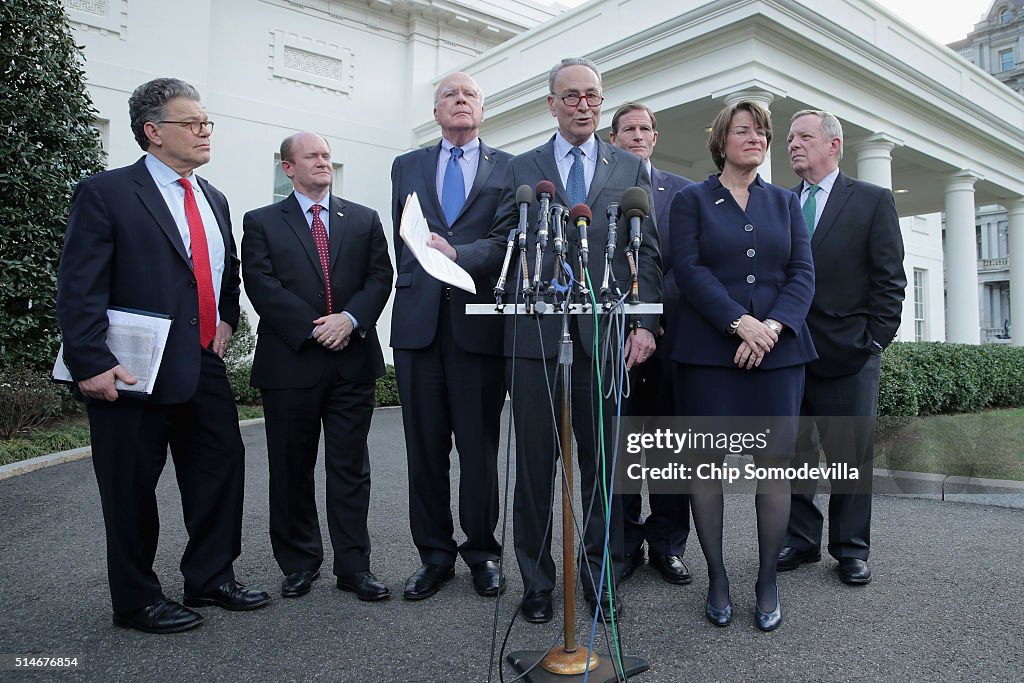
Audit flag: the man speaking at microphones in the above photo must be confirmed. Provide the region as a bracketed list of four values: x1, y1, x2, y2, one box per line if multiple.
[429, 58, 661, 624]
[390, 72, 513, 601]
[609, 102, 694, 587]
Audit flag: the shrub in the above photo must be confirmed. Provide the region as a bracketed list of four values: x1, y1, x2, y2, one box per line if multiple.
[0, 366, 64, 438]
[225, 309, 260, 405]
[375, 365, 399, 407]
[0, 0, 106, 369]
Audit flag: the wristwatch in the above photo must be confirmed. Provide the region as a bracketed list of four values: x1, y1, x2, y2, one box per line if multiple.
[727, 318, 741, 335]
[765, 320, 782, 335]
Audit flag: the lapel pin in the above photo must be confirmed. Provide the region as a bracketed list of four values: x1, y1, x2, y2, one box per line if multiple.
[337, 212, 344, 217]
[602, 158, 609, 165]
[715, 198, 724, 205]
[658, 187, 665, 191]
[484, 155, 490, 161]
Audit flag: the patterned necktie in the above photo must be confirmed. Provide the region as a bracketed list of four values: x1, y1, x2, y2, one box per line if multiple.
[441, 147, 465, 225]
[310, 204, 333, 314]
[176, 178, 217, 348]
[802, 184, 820, 235]
[567, 146, 586, 207]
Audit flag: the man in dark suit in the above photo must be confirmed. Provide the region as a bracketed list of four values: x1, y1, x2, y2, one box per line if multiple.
[779, 109, 906, 585]
[390, 73, 511, 601]
[56, 78, 270, 634]
[432, 58, 661, 624]
[242, 132, 394, 602]
[609, 102, 693, 586]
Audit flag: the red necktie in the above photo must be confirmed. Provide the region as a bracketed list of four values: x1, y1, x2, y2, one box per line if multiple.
[177, 178, 217, 348]
[310, 204, 333, 314]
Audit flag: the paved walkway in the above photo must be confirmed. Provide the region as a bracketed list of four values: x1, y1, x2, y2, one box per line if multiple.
[1, 407, 1022, 681]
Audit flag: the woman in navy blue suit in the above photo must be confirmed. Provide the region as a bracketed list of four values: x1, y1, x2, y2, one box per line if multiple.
[668, 101, 816, 631]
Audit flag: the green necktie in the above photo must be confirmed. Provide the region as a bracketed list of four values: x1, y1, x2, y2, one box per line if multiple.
[802, 184, 820, 235]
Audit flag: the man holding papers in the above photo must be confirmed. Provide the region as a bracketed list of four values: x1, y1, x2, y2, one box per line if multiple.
[242, 132, 393, 603]
[56, 78, 269, 634]
[390, 72, 511, 601]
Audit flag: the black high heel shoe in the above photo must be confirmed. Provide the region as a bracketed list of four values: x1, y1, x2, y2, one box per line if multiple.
[705, 596, 733, 627]
[755, 594, 782, 632]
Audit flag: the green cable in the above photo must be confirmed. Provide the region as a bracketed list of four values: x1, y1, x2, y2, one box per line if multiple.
[584, 269, 625, 676]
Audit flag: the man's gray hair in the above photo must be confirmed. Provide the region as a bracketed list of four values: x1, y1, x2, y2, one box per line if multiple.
[129, 78, 202, 151]
[548, 57, 601, 93]
[433, 74, 485, 108]
[792, 109, 844, 160]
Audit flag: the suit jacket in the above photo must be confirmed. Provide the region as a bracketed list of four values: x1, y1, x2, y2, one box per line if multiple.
[649, 166, 692, 359]
[457, 135, 661, 359]
[389, 140, 511, 355]
[793, 171, 906, 378]
[56, 156, 241, 404]
[669, 174, 817, 369]
[241, 192, 393, 388]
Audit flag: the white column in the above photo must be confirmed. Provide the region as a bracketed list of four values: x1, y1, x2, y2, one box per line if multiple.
[853, 134, 901, 189]
[723, 90, 774, 182]
[945, 171, 982, 343]
[1007, 198, 1024, 346]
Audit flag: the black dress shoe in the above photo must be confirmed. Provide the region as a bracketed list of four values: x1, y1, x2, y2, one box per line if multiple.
[621, 545, 646, 582]
[776, 545, 821, 571]
[403, 563, 455, 600]
[520, 592, 552, 623]
[469, 560, 506, 597]
[184, 580, 271, 611]
[113, 598, 203, 634]
[755, 596, 783, 632]
[586, 593, 624, 624]
[281, 569, 320, 598]
[337, 570, 390, 601]
[704, 597, 733, 627]
[649, 553, 692, 585]
[838, 558, 872, 585]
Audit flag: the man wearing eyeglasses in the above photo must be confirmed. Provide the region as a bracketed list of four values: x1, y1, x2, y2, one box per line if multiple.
[431, 58, 661, 624]
[57, 78, 270, 634]
[390, 72, 512, 602]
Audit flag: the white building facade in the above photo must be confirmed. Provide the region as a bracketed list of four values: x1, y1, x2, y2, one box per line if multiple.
[65, 0, 1024, 353]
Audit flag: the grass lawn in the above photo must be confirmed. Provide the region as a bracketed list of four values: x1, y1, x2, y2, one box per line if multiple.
[0, 406, 264, 467]
[874, 408, 1024, 482]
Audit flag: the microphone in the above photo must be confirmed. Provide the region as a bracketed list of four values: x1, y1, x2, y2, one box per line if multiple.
[570, 204, 591, 269]
[620, 186, 649, 252]
[533, 181, 555, 293]
[600, 203, 621, 300]
[515, 184, 533, 252]
[549, 204, 567, 259]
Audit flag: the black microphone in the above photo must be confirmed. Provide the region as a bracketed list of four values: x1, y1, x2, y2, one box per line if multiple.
[570, 204, 591, 269]
[515, 184, 533, 252]
[605, 203, 620, 263]
[533, 181, 555, 292]
[620, 186, 649, 252]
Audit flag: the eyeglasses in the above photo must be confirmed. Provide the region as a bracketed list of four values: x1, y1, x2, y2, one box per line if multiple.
[729, 126, 768, 139]
[157, 120, 215, 135]
[555, 93, 604, 108]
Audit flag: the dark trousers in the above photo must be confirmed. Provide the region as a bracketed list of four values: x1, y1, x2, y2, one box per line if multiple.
[261, 354, 376, 578]
[622, 355, 690, 556]
[787, 353, 881, 560]
[394, 303, 505, 567]
[507, 329, 625, 599]
[87, 348, 244, 613]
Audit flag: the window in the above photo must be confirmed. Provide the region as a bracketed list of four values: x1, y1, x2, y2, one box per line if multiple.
[999, 48, 1015, 72]
[913, 269, 928, 342]
[999, 7, 1012, 25]
[976, 224, 983, 259]
[272, 154, 343, 202]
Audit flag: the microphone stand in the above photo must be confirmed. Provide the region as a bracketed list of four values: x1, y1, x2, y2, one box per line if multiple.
[493, 227, 518, 308]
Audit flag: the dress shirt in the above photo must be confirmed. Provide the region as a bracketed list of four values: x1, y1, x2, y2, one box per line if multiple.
[553, 133, 597, 199]
[294, 189, 358, 329]
[800, 167, 840, 231]
[435, 137, 480, 206]
[145, 153, 225, 323]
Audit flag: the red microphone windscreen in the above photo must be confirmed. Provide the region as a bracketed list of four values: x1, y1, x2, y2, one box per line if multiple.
[570, 204, 592, 223]
[535, 180, 556, 198]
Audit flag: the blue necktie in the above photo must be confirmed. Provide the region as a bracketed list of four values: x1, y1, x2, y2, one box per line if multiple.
[567, 146, 586, 207]
[441, 147, 465, 225]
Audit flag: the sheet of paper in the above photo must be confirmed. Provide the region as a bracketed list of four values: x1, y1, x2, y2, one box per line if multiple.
[53, 308, 173, 395]
[398, 192, 477, 294]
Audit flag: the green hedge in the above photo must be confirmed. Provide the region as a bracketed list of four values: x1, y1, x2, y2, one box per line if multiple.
[879, 342, 1024, 417]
